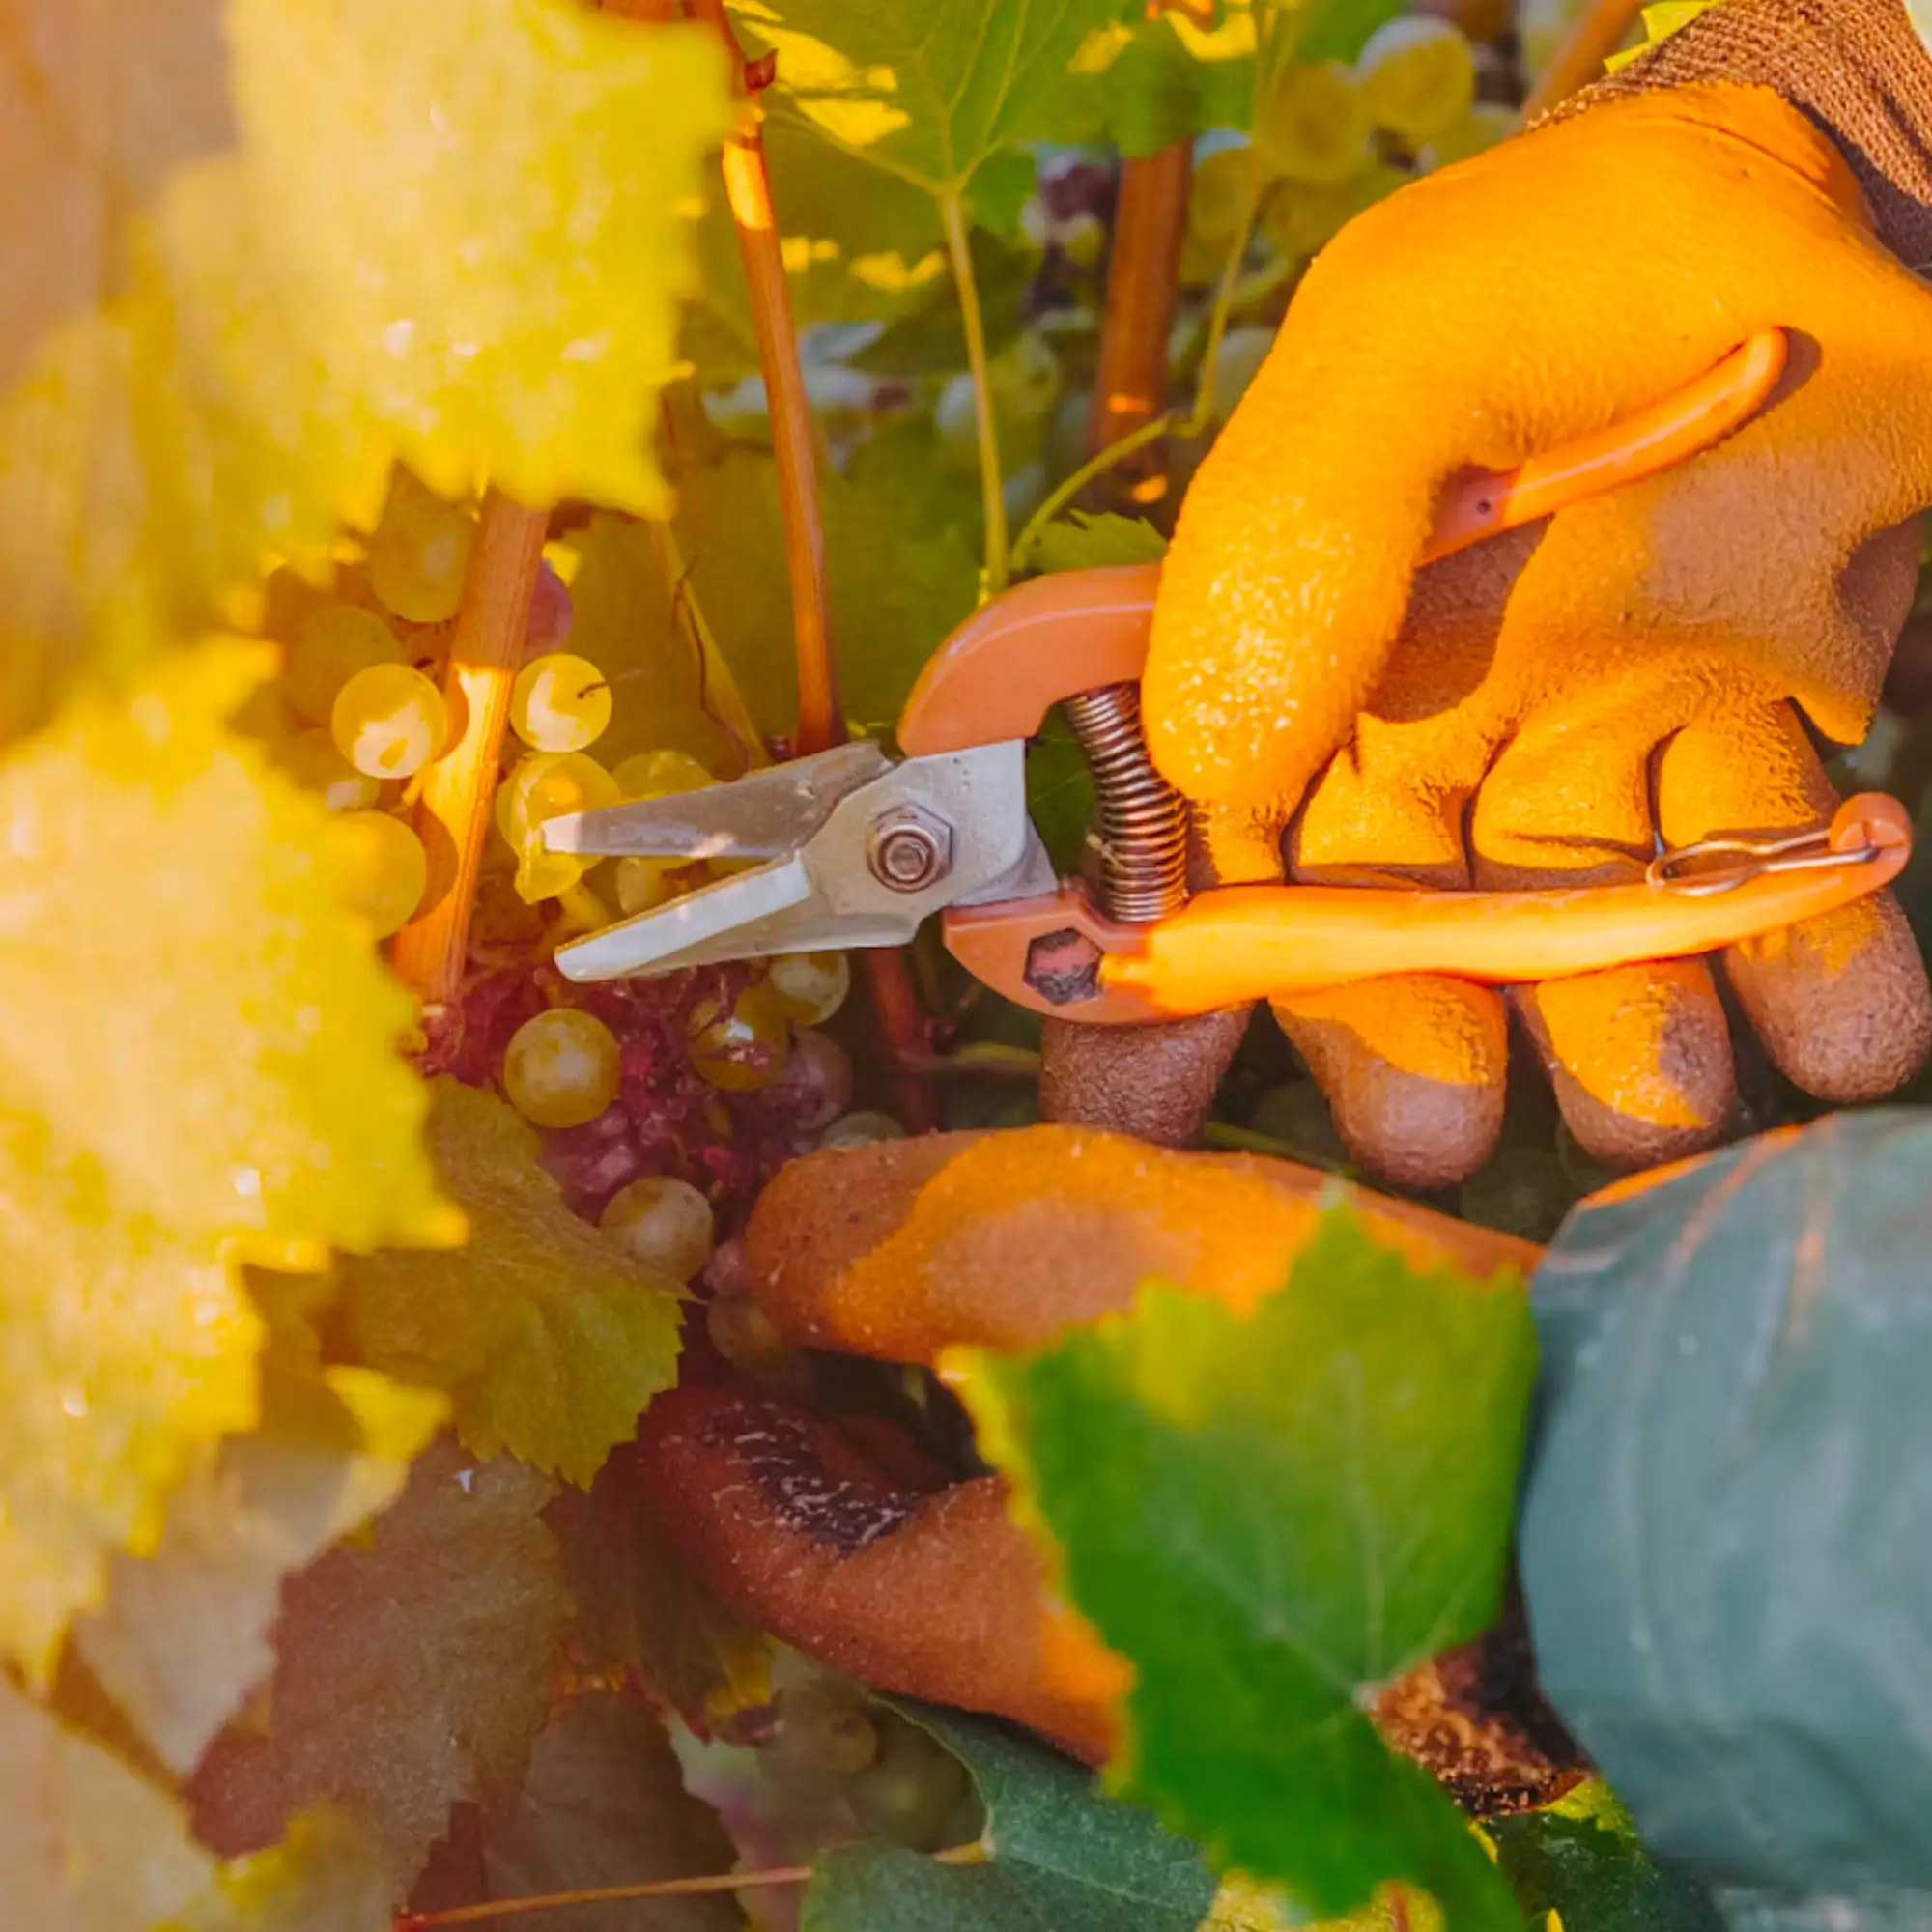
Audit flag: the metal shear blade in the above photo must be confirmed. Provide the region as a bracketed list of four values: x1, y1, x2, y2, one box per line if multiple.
[545, 739, 1047, 982]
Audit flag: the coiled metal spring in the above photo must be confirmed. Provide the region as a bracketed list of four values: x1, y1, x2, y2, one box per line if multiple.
[1062, 682, 1190, 923]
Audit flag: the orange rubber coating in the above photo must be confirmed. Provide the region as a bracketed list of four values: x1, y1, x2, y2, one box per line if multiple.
[944, 795, 1911, 1024]
[897, 563, 1159, 757]
[1096, 794, 1911, 1020]
[895, 328, 1791, 758]
[1417, 328, 1789, 562]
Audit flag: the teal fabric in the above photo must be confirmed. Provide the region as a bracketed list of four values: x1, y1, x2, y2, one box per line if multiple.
[1520, 1110, 1932, 1896]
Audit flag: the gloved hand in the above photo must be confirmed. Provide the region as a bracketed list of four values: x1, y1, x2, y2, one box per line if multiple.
[1144, 62, 1932, 1186]
[635, 1127, 1563, 1798]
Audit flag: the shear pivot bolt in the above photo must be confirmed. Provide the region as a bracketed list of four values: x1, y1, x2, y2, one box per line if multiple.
[867, 807, 952, 893]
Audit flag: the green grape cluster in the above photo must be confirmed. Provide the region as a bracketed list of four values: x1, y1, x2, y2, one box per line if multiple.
[1236, 14, 1504, 285]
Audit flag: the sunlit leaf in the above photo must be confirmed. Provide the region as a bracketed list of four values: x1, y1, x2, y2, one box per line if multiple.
[0, 643, 450, 1678]
[1487, 1781, 1722, 1932]
[958, 1209, 1535, 1928]
[74, 1356, 447, 1775]
[731, 0, 1122, 204]
[0, 0, 729, 742]
[163, 1809, 391, 1932]
[0, 1673, 213, 1932]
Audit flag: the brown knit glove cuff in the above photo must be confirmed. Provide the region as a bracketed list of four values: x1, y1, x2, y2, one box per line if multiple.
[1574, 0, 1932, 266]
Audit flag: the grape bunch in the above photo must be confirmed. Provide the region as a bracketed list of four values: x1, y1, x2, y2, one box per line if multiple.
[1181, 14, 1514, 358]
[255, 465, 577, 940]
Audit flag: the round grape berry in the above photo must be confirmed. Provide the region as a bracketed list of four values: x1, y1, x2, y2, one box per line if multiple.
[286, 605, 402, 724]
[687, 981, 793, 1093]
[331, 663, 447, 779]
[612, 748, 714, 800]
[1356, 15, 1476, 145]
[367, 470, 476, 624]
[1254, 59, 1372, 185]
[335, 810, 427, 937]
[510, 652, 612, 754]
[600, 1175, 716, 1283]
[844, 1712, 973, 1851]
[706, 1293, 793, 1373]
[496, 752, 620, 903]
[503, 1009, 622, 1129]
[818, 1111, 907, 1150]
[767, 952, 851, 1026]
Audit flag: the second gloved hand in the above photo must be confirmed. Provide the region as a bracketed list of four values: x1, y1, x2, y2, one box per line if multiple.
[1147, 79, 1932, 1186]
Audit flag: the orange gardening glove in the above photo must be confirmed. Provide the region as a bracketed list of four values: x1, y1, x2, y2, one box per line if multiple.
[634, 1128, 1539, 1769]
[1144, 74, 1932, 1188]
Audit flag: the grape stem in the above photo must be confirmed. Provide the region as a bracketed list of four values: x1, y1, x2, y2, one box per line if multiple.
[395, 1865, 815, 1928]
[1009, 178, 1260, 573]
[682, 0, 841, 757]
[395, 1843, 986, 1927]
[1520, 0, 1645, 119]
[940, 190, 1010, 597]
[1082, 140, 1192, 509]
[390, 490, 548, 1036]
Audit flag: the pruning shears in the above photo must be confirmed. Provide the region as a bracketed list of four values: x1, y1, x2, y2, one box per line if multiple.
[545, 327, 1913, 1021]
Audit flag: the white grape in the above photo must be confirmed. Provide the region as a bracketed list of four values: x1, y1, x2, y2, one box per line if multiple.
[1356, 15, 1476, 144]
[330, 663, 448, 780]
[497, 751, 620, 903]
[818, 1111, 907, 1150]
[600, 1175, 716, 1282]
[367, 469, 476, 624]
[503, 1009, 621, 1129]
[335, 810, 427, 938]
[767, 952, 851, 1026]
[510, 652, 612, 754]
[286, 605, 402, 724]
[1255, 60, 1372, 185]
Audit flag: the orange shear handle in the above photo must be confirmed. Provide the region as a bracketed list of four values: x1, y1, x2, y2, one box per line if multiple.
[943, 798, 1912, 1024]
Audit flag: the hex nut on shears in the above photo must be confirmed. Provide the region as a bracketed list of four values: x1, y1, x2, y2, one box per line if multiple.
[867, 804, 952, 893]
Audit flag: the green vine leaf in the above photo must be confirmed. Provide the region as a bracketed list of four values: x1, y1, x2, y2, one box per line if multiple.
[1487, 1783, 1723, 1932]
[731, 0, 1125, 208]
[956, 1208, 1537, 1928]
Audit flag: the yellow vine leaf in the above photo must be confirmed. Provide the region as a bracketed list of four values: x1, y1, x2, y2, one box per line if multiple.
[160, 1808, 391, 1932]
[0, 641, 453, 1678]
[0, 0, 729, 745]
[339, 1078, 686, 1486]
[0, 1672, 215, 1931]
[72, 1357, 448, 1776]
